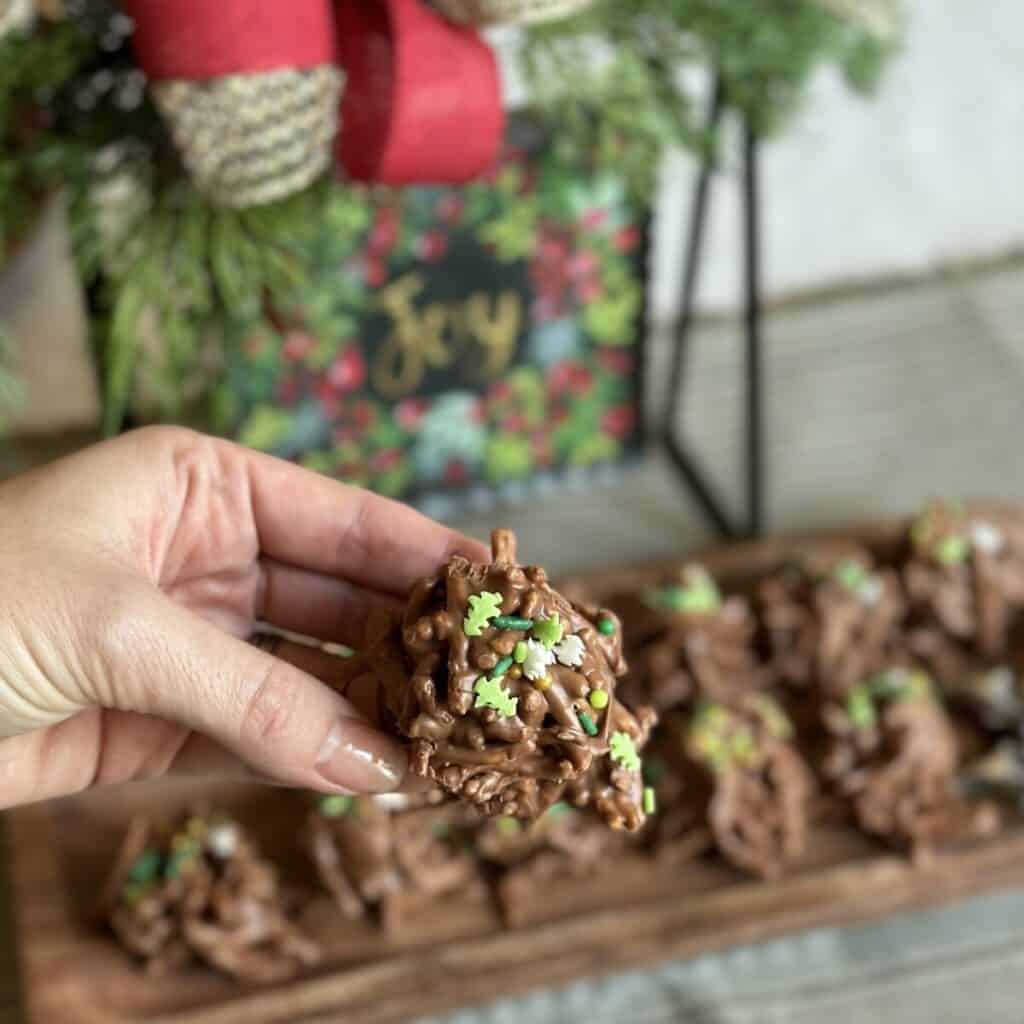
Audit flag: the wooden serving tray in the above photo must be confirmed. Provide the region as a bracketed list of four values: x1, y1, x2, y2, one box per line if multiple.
[10, 514, 1024, 1024]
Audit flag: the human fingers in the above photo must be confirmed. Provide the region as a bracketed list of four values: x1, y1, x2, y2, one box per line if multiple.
[78, 584, 409, 795]
[254, 557, 401, 646]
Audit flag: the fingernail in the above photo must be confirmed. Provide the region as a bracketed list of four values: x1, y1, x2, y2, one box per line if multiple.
[316, 718, 407, 793]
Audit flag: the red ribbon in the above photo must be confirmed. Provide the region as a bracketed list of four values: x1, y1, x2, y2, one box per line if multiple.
[335, 0, 505, 185]
[124, 0, 336, 81]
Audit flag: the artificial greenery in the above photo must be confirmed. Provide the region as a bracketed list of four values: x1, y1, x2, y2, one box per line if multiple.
[0, 18, 92, 264]
[523, 0, 899, 197]
[0, 1, 900, 432]
[0, 6, 345, 432]
[91, 182, 349, 434]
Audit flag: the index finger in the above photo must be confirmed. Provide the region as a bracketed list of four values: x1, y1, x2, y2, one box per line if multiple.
[240, 443, 489, 597]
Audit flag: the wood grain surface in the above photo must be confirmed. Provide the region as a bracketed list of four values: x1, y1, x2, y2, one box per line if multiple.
[9, 512, 1024, 1024]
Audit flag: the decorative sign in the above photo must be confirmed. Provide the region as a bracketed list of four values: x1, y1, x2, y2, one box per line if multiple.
[217, 115, 648, 515]
[361, 232, 529, 401]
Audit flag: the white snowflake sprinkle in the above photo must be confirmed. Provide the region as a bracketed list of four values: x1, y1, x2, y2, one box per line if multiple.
[858, 577, 884, 607]
[374, 793, 411, 812]
[206, 823, 239, 859]
[553, 634, 585, 668]
[522, 639, 555, 681]
[979, 666, 1017, 713]
[971, 520, 1004, 554]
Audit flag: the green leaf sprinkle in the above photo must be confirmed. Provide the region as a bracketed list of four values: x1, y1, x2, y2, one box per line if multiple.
[846, 684, 877, 729]
[692, 702, 727, 733]
[643, 574, 721, 615]
[905, 671, 936, 700]
[936, 534, 970, 566]
[320, 794, 355, 818]
[731, 731, 755, 765]
[464, 591, 504, 636]
[164, 845, 200, 880]
[707, 747, 732, 773]
[642, 585, 678, 611]
[868, 669, 935, 704]
[689, 703, 746, 771]
[533, 614, 564, 650]
[474, 675, 519, 718]
[514, 641, 528, 664]
[497, 816, 521, 835]
[610, 731, 641, 772]
[833, 559, 868, 592]
[681, 581, 722, 614]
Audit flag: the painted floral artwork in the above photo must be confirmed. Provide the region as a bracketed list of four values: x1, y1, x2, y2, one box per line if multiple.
[215, 124, 647, 511]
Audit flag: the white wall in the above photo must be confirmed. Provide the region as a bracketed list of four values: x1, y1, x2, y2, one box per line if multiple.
[498, 0, 1024, 321]
[656, 0, 1024, 318]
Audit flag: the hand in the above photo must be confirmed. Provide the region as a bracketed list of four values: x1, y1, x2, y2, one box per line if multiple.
[0, 426, 487, 808]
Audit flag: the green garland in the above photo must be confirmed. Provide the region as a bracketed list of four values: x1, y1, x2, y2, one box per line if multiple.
[0, 19, 93, 265]
[89, 182, 354, 434]
[524, 0, 898, 196]
[0, 2, 899, 433]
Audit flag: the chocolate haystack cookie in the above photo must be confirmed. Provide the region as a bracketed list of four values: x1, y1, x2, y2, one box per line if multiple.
[305, 795, 401, 921]
[607, 564, 815, 877]
[821, 667, 998, 863]
[476, 801, 626, 926]
[904, 501, 1024, 679]
[758, 544, 905, 697]
[106, 812, 318, 982]
[305, 792, 485, 930]
[678, 694, 814, 879]
[611, 564, 766, 712]
[360, 529, 657, 829]
[626, 739, 712, 865]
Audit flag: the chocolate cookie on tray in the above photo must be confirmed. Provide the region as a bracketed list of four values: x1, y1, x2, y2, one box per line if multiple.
[106, 811, 318, 982]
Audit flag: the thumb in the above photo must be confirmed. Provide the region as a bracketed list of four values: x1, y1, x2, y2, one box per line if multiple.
[87, 586, 408, 794]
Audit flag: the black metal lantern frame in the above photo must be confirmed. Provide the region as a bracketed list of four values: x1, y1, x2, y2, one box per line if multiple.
[661, 74, 766, 541]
